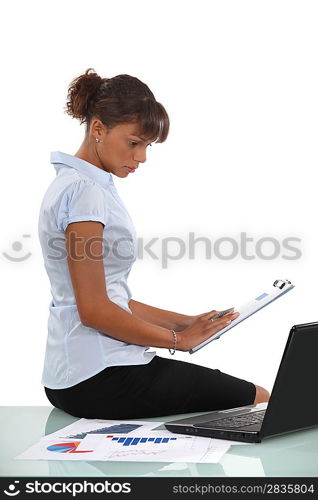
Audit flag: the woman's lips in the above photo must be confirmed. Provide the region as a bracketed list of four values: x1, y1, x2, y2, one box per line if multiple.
[124, 166, 136, 173]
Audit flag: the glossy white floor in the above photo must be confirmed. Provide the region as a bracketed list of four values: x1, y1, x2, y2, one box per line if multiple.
[1, 407, 318, 477]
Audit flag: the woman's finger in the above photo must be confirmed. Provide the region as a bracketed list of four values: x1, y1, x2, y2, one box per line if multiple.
[208, 312, 239, 328]
[208, 307, 237, 320]
[206, 308, 235, 321]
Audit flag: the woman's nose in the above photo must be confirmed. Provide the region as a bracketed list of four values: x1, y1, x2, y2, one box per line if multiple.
[133, 149, 147, 164]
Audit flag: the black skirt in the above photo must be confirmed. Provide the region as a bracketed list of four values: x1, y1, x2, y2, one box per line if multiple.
[44, 356, 256, 420]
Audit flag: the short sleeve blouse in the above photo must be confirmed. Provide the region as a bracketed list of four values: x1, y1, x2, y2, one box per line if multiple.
[38, 151, 156, 389]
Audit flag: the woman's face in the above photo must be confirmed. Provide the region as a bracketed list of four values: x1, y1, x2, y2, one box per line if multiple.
[91, 120, 154, 178]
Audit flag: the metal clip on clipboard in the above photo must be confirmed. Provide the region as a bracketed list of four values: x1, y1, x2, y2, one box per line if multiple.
[189, 278, 295, 354]
[273, 279, 292, 289]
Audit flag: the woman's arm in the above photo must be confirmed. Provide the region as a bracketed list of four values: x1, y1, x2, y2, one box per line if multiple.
[65, 221, 238, 351]
[66, 221, 176, 349]
[128, 299, 193, 331]
[84, 297, 176, 348]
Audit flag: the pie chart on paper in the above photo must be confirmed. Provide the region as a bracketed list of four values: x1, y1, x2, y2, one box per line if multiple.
[47, 441, 92, 453]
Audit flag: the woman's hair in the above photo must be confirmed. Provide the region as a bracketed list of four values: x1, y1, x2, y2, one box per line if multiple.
[65, 68, 169, 143]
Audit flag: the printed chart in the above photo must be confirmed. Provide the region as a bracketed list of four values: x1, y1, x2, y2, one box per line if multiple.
[47, 442, 92, 454]
[105, 435, 177, 446]
[67, 424, 141, 439]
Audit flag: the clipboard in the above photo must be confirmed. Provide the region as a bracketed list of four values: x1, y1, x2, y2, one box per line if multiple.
[189, 279, 295, 354]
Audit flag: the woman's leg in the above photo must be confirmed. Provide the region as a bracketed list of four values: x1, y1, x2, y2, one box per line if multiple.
[253, 385, 270, 403]
[44, 357, 265, 419]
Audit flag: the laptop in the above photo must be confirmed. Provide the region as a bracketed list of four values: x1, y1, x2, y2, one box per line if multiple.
[165, 322, 318, 443]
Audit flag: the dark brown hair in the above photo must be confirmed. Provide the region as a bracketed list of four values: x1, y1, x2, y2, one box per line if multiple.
[65, 68, 169, 143]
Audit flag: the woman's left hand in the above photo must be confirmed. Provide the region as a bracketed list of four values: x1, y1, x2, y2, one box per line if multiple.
[176, 311, 224, 331]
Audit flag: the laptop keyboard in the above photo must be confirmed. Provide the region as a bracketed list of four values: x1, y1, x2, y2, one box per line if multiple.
[198, 409, 266, 429]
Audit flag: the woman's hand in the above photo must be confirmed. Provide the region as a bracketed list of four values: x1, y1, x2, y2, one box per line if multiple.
[175, 309, 240, 352]
[177, 309, 235, 330]
[176, 312, 216, 330]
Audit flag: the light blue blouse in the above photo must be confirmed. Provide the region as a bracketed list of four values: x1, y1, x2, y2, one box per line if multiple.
[38, 151, 156, 389]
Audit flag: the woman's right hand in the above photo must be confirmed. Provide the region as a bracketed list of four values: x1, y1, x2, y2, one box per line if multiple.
[176, 309, 240, 351]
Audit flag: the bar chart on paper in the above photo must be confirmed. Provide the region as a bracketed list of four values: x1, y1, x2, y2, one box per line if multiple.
[79, 431, 230, 462]
[67, 424, 141, 439]
[100, 434, 189, 459]
[106, 435, 177, 446]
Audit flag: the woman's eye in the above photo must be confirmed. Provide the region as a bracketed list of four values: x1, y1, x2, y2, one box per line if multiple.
[129, 141, 152, 148]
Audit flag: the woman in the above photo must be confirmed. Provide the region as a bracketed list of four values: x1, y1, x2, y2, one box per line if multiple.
[38, 68, 269, 419]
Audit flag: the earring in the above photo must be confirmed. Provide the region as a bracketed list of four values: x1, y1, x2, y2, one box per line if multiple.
[95, 138, 101, 143]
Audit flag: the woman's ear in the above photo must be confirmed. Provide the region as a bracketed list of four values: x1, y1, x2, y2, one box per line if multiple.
[90, 118, 107, 140]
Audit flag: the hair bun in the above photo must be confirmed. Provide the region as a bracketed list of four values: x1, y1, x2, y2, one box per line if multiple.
[64, 69, 169, 143]
[65, 68, 104, 124]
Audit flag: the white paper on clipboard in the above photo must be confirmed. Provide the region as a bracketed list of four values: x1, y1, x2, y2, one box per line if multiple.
[189, 279, 295, 354]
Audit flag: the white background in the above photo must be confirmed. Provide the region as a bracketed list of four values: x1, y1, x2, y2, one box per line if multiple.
[1, 0, 317, 405]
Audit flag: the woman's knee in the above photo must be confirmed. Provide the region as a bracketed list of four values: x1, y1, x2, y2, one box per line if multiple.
[253, 384, 270, 404]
